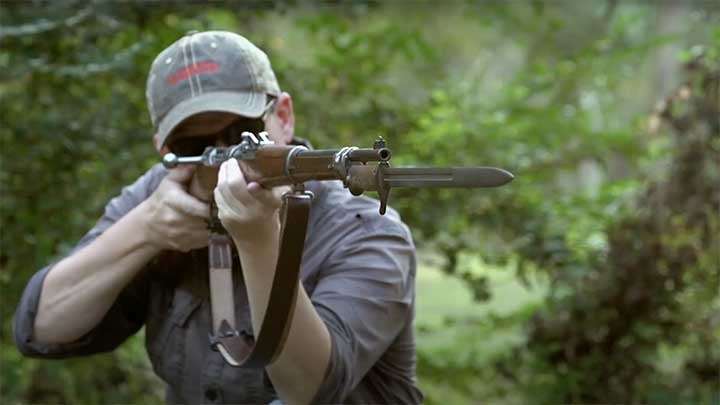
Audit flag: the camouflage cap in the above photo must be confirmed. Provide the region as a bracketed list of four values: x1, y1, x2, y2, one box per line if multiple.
[146, 30, 280, 147]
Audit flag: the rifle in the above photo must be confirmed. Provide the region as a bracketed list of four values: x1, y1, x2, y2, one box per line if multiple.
[162, 132, 513, 368]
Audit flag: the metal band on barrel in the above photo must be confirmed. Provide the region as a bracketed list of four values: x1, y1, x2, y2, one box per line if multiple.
[284, 145, 309, 184]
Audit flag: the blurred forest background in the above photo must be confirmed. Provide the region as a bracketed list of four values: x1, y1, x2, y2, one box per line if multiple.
[1, 1, 718, 404]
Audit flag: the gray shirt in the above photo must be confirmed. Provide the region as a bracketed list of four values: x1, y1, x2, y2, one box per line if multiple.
[13, 163, 424, 404]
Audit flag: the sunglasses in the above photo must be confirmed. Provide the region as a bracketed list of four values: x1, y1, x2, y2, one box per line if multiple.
[168, 116, 266, 157]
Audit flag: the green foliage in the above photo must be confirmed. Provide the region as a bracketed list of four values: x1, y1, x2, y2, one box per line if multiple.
[502, 38, 720, 404]
[1, 1, 718, 404]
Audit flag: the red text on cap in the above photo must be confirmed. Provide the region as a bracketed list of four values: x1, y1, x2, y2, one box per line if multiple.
[167, 61, 220, 86]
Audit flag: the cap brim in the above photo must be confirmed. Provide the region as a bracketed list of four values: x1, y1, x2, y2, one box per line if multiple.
[156, 91, 267, 147]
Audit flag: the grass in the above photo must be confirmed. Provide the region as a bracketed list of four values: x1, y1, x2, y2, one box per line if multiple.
[414, 254, 548, 404]
[415, 255, 547, 329]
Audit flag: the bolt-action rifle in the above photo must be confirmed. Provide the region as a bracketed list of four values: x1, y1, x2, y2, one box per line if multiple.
[162, 132, 513, 368]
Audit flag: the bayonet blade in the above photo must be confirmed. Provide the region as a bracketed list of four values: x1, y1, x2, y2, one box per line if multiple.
[383, 167, 514, 188]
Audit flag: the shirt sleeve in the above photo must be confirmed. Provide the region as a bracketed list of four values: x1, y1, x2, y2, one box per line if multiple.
[309, 208, 416, 403]
[13, 164, 167, 358]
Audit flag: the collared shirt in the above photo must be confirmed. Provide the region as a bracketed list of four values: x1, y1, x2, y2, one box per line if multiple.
[14, 163, 424, 404]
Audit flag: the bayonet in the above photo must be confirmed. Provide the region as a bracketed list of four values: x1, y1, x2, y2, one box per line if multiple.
[382, 167, 513, 188]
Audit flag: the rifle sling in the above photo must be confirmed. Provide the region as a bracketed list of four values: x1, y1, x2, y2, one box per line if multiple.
[208, 191, 312, 368]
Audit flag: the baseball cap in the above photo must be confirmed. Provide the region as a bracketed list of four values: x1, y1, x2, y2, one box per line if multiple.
[146, 30, 280, 147]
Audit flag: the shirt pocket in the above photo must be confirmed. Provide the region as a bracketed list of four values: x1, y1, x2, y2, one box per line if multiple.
[145, 286, 201, 385]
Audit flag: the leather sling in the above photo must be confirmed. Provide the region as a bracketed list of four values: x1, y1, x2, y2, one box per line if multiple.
[208, 190, 313, 368]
